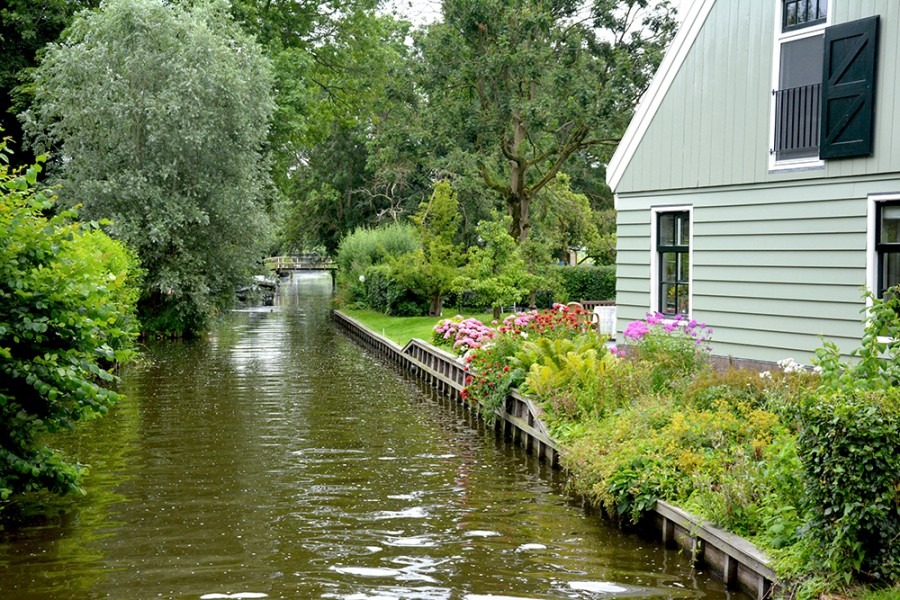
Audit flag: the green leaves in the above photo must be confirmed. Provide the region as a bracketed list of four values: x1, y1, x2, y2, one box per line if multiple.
[795, 389, 900, 583]
[23, 0, 275, 336]
[0, 139, 139, 501]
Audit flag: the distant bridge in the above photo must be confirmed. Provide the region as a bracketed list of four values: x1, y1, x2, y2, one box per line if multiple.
[265, 254, 336, 277]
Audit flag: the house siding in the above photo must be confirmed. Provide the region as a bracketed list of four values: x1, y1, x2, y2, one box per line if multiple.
[614, 0, 900, 195]
[616, 177, 900, 364]
[611, 0, 900, 364]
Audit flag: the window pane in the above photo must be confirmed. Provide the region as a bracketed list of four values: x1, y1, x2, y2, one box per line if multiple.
[780, 35, 824, 89]
[663, 252, 677, 281]
[783, 0, 825, 30]
[677, 284, 690, 315]
[785, 1, 797, 27]
[661, 283, 677, 314]
[881, 206, 900, 243]
[678, 253, 690, 281]
[659, 214, 675, 246]
[883, 253, 900, 294]
[679, 215, 690, 246]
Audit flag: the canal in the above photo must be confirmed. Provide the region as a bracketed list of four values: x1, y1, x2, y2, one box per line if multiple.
[0, 274, 743, 599]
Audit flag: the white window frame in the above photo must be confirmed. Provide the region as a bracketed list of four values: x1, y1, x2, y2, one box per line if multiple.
[866, 193, 900, 343]
[768, 0, 832, 172]
[650, 205, 693, 318]
[866, 193, 900, 302]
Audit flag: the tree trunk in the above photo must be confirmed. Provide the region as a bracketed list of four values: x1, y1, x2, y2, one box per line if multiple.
[507, 111, 530, 243]
[506, 190, 531, 243]
[430, 294, 443, 317]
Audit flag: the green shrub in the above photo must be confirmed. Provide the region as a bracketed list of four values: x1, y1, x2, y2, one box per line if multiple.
[0, 146, 141, 501]
[799, 289, 900, 585]
[553, 265, 615, 301]
[335, 223, 419, 308]
[796, 389, 899, 584]
[361, 264, 428, 317]
[335, 222, 419, 273]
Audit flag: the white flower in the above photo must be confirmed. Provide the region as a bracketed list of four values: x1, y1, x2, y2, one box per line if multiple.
[759, 371, 772, 379]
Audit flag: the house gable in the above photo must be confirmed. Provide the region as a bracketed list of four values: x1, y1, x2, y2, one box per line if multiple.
[608, 0, 900, 198]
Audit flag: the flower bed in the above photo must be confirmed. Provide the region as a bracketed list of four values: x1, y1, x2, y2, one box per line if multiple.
[446, 303, 900, 599]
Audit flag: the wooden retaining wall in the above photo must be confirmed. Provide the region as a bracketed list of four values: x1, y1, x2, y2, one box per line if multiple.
[333, 310, 776, 600]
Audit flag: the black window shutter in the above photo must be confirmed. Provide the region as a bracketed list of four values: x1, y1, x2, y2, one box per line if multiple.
[819, 15, 879, 159]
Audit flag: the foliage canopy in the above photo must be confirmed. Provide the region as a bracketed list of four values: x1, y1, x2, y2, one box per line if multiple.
[23, 0, 275, 335]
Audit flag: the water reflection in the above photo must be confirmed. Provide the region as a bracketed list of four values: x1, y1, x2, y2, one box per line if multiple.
[0, 273, 745, 599]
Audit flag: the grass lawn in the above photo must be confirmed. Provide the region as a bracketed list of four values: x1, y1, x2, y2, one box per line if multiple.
[340, 309, 500, 346]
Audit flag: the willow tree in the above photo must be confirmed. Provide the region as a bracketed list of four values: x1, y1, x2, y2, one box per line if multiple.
[418, 0, 676, 242]
[22, 0, 274, 335]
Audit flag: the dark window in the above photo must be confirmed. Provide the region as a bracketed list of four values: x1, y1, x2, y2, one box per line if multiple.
[876, 202, 900, 299]
[774, 34, 823, 161]
[657, 212, 690, 316]
[783, 0, 827, 32]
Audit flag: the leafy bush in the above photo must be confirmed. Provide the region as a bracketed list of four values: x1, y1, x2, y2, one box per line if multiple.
[360, 264, 428, 316]
[552, 265, 615, 301]
[461, 334, 527, 421]
[0, 146, 141, 502]
[796, 389, 899, 584]
[335, 223, 419, 308]
[799, 289, 900, 585]
[622, 312, 713, 391]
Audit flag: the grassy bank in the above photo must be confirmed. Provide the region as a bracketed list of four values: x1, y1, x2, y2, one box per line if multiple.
[341, 309, 497, 346]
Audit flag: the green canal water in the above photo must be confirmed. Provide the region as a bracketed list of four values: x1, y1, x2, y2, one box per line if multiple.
[0, 274, 746, 599]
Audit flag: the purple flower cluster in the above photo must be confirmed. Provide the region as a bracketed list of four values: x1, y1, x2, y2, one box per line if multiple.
[432, 316, 495, 355]
[623, 312, 713, 349]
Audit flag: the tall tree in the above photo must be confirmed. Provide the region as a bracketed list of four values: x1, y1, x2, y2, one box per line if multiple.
[22, 0, 275, 335]
[391, 180, 464, 316]
[417, 0, 676, 242]
[0, 0, 99, 167]
[230, 1, 432, 253]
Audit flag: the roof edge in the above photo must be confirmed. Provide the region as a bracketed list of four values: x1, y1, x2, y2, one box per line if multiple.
[606, 0, 717, 195]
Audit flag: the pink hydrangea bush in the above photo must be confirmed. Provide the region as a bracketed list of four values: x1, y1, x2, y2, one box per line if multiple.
[432, 316, 495, 355]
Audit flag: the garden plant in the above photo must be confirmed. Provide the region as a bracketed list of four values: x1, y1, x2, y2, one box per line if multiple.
[442, 303, 900, 599]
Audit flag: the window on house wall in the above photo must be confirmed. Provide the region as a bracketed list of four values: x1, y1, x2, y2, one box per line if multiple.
[657, 211, 690, 316]
[783, 0, 827, 31]
[876, 202, 900, 299]
[772, 2, 880, 166]
[773, 2, 826, 163]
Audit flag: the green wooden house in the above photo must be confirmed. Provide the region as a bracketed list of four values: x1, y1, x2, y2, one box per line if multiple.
[607, 0, 900, 366]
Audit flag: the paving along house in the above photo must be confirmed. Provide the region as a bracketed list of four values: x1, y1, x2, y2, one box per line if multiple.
[606, 0, 900, 366]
